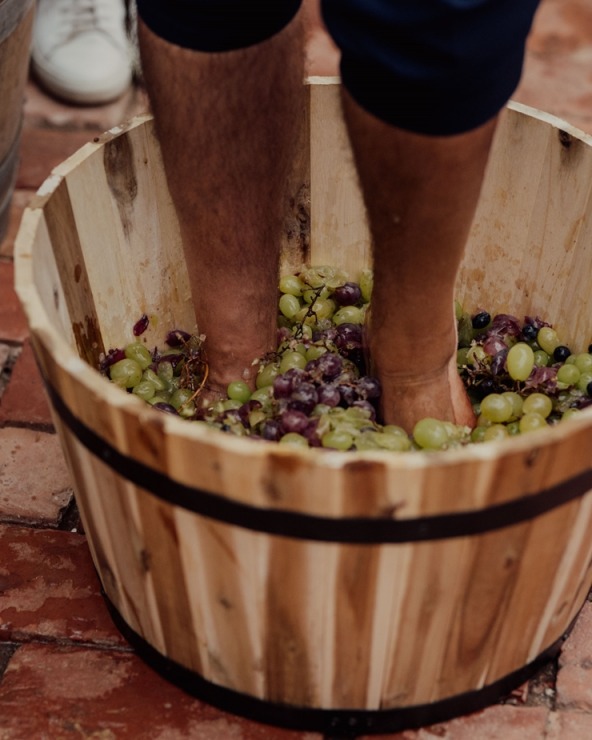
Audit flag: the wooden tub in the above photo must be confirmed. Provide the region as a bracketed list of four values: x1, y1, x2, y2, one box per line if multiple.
[14, 79, 592, 734]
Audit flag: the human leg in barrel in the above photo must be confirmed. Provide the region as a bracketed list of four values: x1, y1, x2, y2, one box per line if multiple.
[322, 0, 541, 431]
[137, 1, 305, 403]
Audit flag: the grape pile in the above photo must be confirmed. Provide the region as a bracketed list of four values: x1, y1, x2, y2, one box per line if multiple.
[99, 266, 592, 452]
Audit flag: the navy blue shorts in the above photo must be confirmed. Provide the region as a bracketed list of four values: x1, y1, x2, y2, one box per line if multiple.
[136, 0, 541, 135]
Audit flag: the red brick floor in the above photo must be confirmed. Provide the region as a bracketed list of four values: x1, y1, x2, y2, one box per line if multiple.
[2, 1, 592, 737]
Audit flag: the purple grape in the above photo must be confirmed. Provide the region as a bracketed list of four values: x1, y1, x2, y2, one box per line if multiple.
[273, 374, 294, 399]
[289, 382, 318, 415]
[165, 329, 192, 347]
[306, 352, 343, 381]
[332, 282, 362, 306]
[260, 419, 283, 441]
[317, 384, 340, 407]
[302, 418, 321, 447]
[152, 402, 178, 415]
[99, 347, 125, 372]
[356, 376, 381, 400]
[280, 409, 310, 434]
[335, 323, 363, 347]
[133, 314, 149, 336]
[337, 384, 357, 407]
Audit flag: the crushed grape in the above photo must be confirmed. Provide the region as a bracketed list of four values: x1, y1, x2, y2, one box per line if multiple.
[99, 265, 592, 453]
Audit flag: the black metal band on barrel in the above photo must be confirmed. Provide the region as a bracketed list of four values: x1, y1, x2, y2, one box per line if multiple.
[44, 376, 592, 544]
[104, 591, 569, 735]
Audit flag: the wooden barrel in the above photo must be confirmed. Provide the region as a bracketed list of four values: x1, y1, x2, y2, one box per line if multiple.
[14, 79, 592, 735]
[0, 0, 33, 241]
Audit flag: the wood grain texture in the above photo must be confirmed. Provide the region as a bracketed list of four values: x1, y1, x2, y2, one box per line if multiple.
[13, 82, 592, 712]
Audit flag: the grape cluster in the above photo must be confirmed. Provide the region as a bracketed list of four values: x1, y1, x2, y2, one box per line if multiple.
[99, 267, 592, 453]
[457, 307, 592, 442]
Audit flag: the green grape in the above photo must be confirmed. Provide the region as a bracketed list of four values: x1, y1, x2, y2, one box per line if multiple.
[533, 350, 550, 368]
[483, 424, 509, 442]
[564, 354, 577, 364]
[562, 408, 581, 422]
[359, 269, 373, 303]
[537, 327, 560, 355]
[306, 345, 327, 362]
[480, 393, 513, 423]
[522, 392, 553, 418]
[322, 430, 355, 450]
[279, 274, 305, 296]
[221, 399, 243, 411]
[383, 425, 409, 438]
[148, 394, 171, 405]
[506, 421, 521, 436]
[110, 358, 143, 389]
[376, 433, 412, 452]
[293, 323, 313, 340]
[413, 418, 449, 450]
[279, 351, 307, 373]
[132, 380, 156, 401]
[466, 345, 488, 366]
[248, 408, 267, 427]
[471, 426, 487, 443]
[142, 367, 167, 391]
[157, 360, 174, 383]
[454, 300, 463, 321]
[577, 372, 592, 393]
[294, 342, 308, 357]
[279, 293, 301, 320]
[333, 306, 364, 325]
[170, 388, 194, 410]
[313, 297, 337, 320]
[256, 362, 280, 388]
[227, 380, 251, 403]
[519, 412, 548, 433]
[501, 391, 523, 420]
[303, 286, 331, 304]
[557, 364, 580, 387]
[280, 432, 310, 447]
[124, 342, 153, 370]
[250, 386, 274, 406]
[506, 342, 534, 381]
[575, 353, 592, 373]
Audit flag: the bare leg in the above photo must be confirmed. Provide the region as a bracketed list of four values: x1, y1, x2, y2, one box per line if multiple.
[342, 91, 497, 432]
[138, 16, 305, 399]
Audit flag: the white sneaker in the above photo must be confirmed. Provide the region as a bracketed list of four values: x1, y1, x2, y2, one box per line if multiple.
[31, 0, 132, 105]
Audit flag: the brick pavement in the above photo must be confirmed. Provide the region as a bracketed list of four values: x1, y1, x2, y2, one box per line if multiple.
[1, 1, 592, 737]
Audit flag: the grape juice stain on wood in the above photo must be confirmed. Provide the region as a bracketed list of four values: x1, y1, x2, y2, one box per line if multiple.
[103, 134, 138, 241]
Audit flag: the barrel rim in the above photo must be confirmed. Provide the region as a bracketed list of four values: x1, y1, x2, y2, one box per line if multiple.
[13, 96, 592, 474]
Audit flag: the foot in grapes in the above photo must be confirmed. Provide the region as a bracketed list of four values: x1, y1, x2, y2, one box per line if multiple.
[375, 353, 476, 434]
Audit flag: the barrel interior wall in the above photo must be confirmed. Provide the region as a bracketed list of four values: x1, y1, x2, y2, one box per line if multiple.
[460, 104, 592, 348]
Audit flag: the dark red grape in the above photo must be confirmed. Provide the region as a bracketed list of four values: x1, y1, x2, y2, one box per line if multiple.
[280, 409, 310, 434]
[99, 347, 125, 372]
[133, 314, 149, 336]
[260, 419, 283, 441]
[152, 402, 178, 415]
[289, 382, 318, 415]
[165, 329, 192, 347]
[317, 384, 340, 407]
[333, 282, 362, 306]
[356, 376, 381, 400]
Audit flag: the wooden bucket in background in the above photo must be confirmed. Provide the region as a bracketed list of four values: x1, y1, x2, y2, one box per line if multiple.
[0, 0, 34, 241]
[14, 79, 592, 735]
